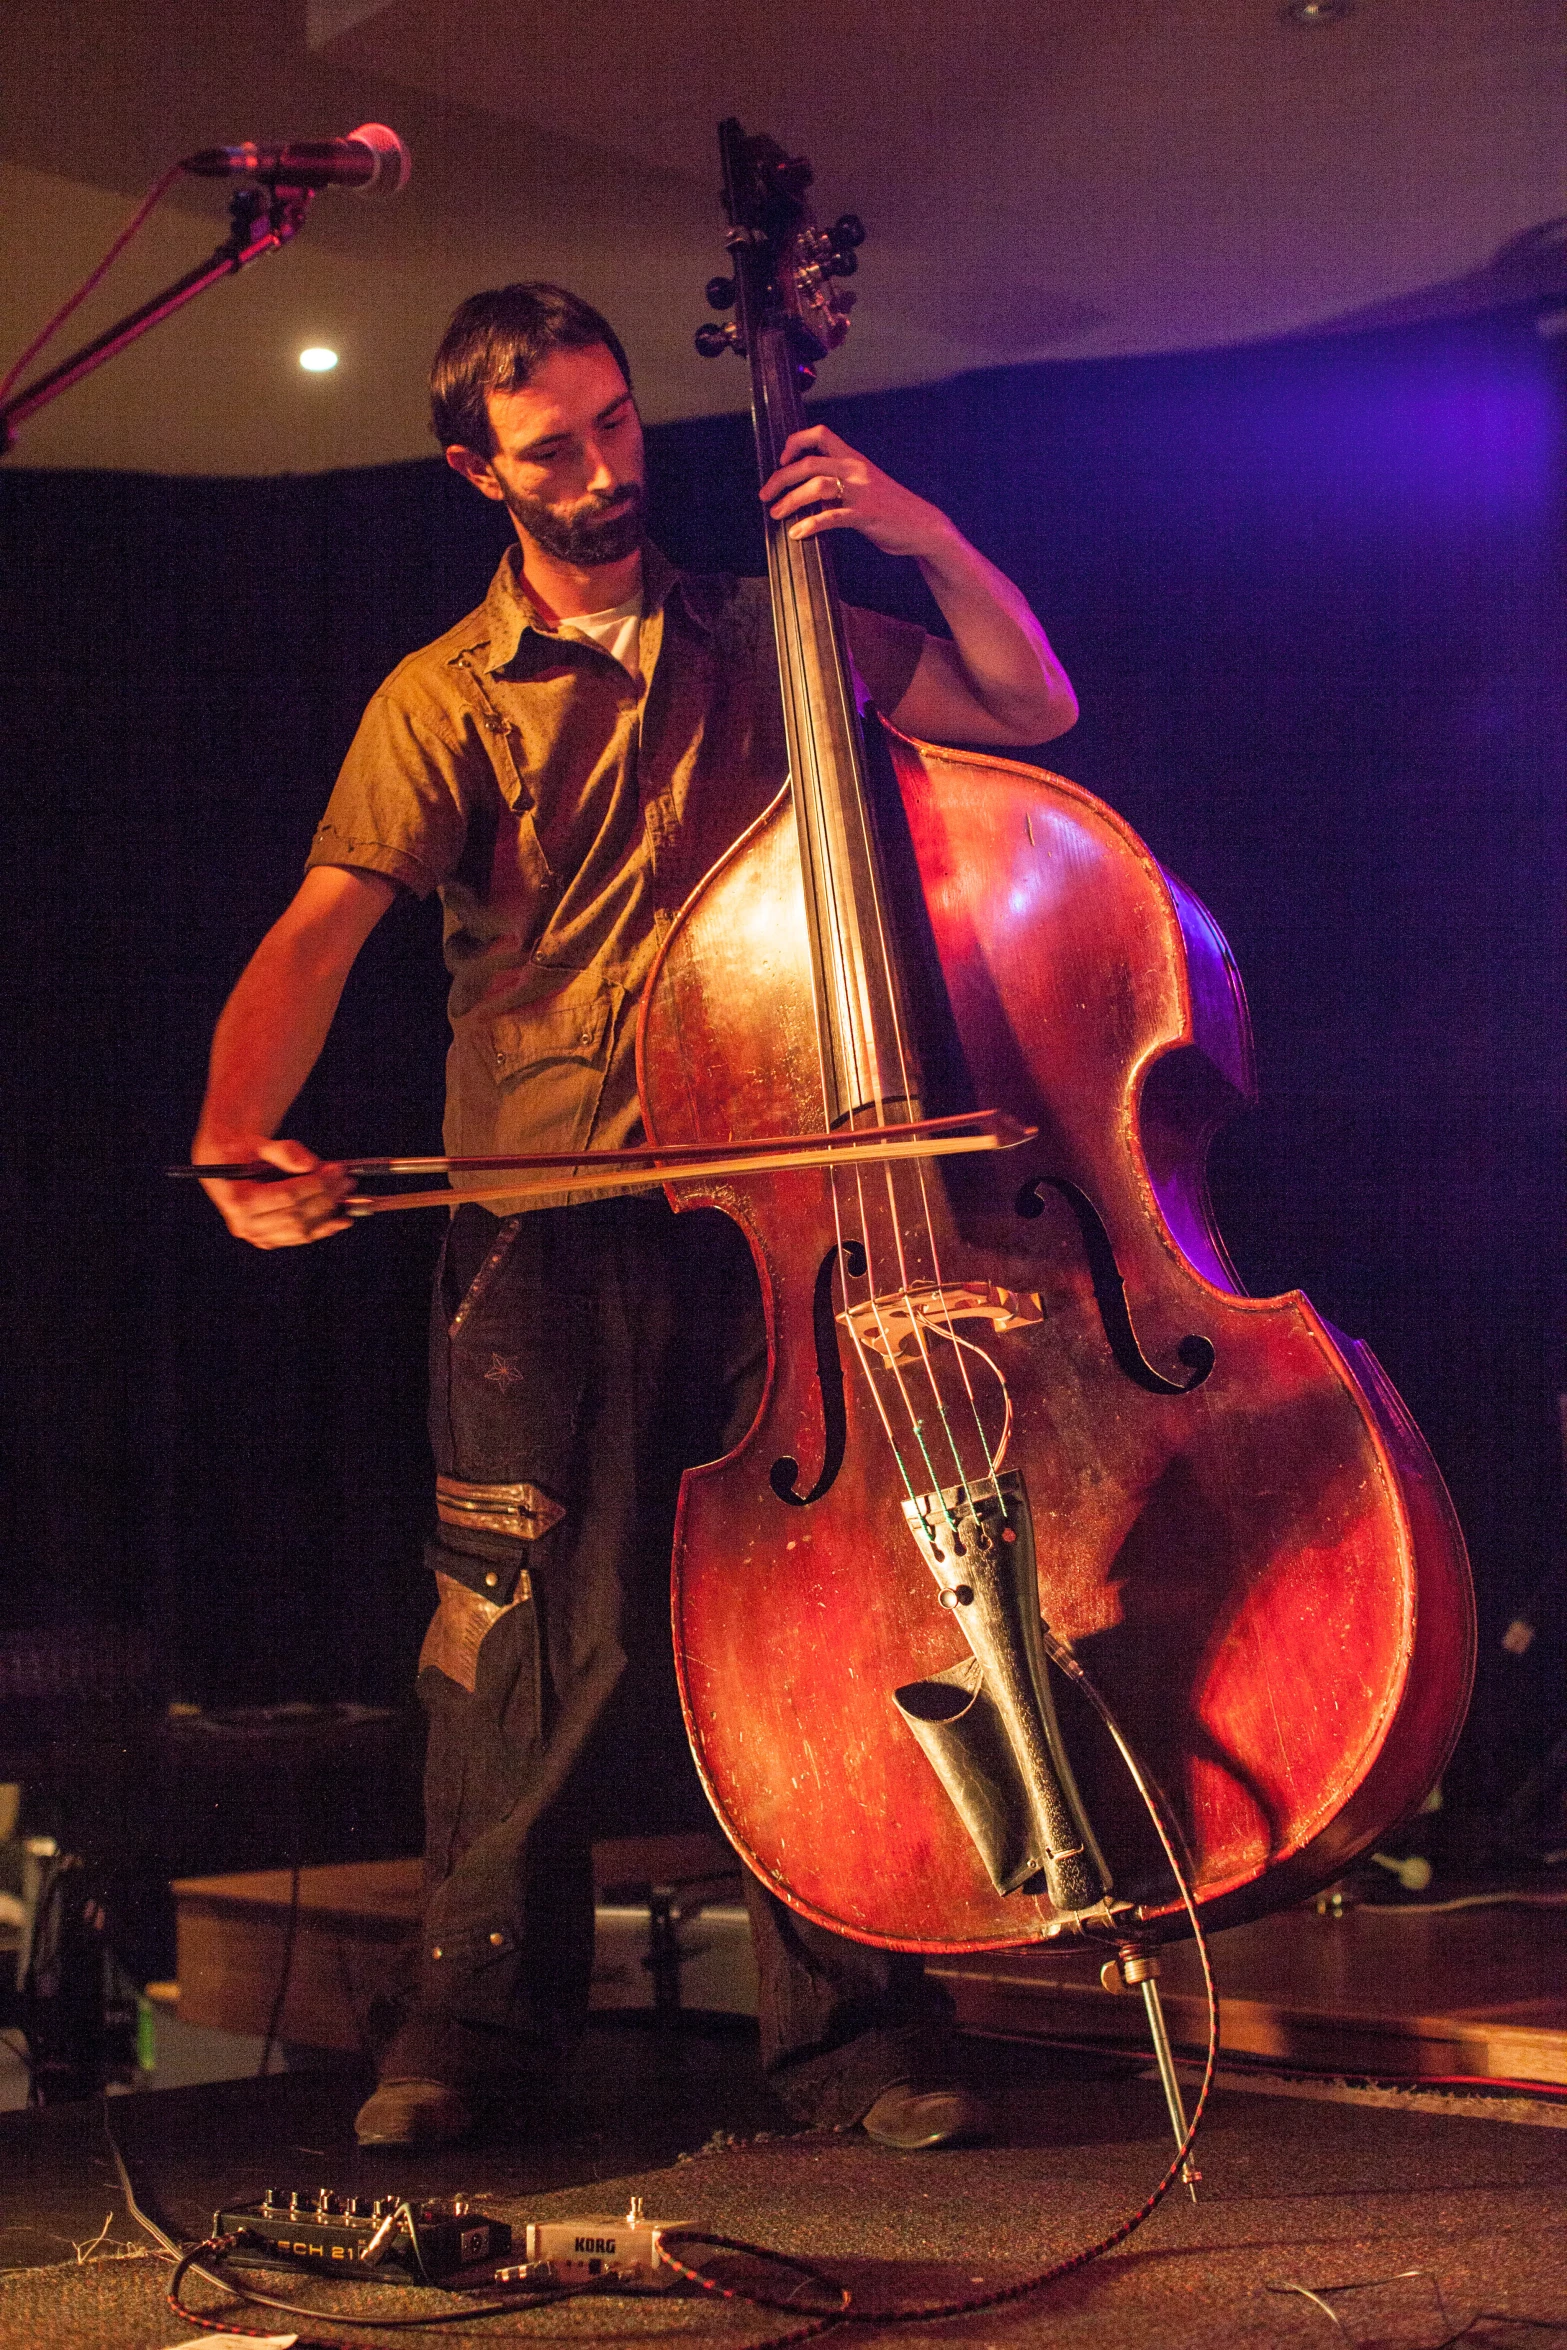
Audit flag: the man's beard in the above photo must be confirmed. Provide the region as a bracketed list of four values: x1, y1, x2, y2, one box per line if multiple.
[503, 479, 647, 568]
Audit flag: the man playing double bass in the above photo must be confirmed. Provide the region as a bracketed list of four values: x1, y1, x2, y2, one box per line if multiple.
[195, 282, 1078, 2151]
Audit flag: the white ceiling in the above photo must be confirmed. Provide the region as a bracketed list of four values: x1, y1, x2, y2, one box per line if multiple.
[1, 0, 1562, 475]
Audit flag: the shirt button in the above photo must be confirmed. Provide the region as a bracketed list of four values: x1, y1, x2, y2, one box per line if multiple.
[489, 1931, 505, 1947]
[484, 1572, 498, 1588]
[431, 1945, 443, 1960]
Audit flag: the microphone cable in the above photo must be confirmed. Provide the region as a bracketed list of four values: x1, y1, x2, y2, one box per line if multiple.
[0, 162, 184, 409]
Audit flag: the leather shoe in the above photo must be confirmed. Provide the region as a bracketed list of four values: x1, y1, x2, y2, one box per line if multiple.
[860, 2081, 993, 2150]
[354, 2076, 474, 2148]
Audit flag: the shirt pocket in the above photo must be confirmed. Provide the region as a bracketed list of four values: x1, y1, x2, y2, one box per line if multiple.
[469, 971, 624, 1160]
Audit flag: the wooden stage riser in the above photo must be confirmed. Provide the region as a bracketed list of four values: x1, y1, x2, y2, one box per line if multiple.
[174, 1892, 760, 2049]
[174, 1912, 1567, 2086]
[176, 1910, 403, 2053]
[933, 1968, 1567, 2086]
[171, 1856, 1567, 2090]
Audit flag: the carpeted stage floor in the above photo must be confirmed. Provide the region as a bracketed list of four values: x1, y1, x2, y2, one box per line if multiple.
[1, 2024, 1563, 2348]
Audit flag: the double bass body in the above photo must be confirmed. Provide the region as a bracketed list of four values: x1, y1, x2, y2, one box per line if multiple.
[638, 728, 1474, 1950]
[638, 118, 1473, 1955]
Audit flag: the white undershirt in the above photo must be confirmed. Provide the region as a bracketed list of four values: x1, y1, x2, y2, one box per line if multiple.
[556, 592, 644, 684]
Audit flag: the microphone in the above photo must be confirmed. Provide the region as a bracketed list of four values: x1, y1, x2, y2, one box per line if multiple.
[181, 123, 411, 198]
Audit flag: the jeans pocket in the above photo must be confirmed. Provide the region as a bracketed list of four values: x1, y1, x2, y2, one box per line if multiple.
[420, 1579, 544, 1880]
[430, 1211, 593, 1506]
[418, 1561, 537, 1700]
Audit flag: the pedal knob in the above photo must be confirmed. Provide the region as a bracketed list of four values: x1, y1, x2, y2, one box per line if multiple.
[262, 2188, 284, 2211]
[348, 2196, 373, 2217]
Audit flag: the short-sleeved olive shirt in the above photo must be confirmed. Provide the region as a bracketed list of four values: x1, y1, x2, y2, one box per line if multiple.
[307, 541, 924, 1205]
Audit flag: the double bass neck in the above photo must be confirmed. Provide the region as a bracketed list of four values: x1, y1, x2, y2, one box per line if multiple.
[723, 121, 916, 1135]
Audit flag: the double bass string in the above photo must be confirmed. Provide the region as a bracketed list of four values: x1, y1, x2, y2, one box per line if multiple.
[775, 470, 1008, 1522]
[750, 310, 1001, 1525]
[767, 488, 935, 1509]
[774, 431, 1006, 1513]
[814, 588, 1001, 1509]
[765, 466, 953, 1510]
[783, 630, 989, 1517]
[785, 496, 1010, 1513]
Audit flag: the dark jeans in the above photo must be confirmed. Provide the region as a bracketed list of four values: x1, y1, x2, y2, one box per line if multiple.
[383, 1195, 953, 2127]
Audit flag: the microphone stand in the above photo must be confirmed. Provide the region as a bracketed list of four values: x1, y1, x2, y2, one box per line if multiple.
[0, 180, 315, 454]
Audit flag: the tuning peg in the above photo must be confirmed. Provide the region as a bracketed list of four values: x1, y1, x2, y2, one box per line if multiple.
[832, 213, 866, 251]
[705, 276, 736, 310]
[825, 248, 858, 279]
[694, 320, 739, 358]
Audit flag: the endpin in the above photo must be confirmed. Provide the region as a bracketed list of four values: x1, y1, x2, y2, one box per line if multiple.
[1102, 1943, 1202, 2200]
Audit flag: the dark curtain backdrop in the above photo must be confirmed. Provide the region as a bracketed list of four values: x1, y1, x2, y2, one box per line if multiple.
[1, 301, 1562, 1808]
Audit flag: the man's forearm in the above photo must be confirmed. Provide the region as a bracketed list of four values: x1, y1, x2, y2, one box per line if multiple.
[915, 523, 1077, 742]
[194, 929, 352, 1155]
[760, 424, 1077, 748]
[194, 866, 396, 1247]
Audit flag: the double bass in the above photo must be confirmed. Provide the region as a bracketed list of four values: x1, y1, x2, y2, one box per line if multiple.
[636, 122, 1474, 1952]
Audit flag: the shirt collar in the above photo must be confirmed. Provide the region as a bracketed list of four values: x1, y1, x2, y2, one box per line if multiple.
[475, 541, 690, 675]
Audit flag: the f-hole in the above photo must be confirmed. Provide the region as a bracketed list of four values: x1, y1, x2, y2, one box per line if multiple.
[1016, 1177, 1214, 1395]
[770, 1238, 866, 1506]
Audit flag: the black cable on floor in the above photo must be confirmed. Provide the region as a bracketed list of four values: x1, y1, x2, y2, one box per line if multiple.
[257, 1852, 302, 2080]
[166, 2228, 614, 2339]
[110, 1659, 1226, 2346]
[101, 2098, 181, 2261]
[656, 1650, 1225, 2338]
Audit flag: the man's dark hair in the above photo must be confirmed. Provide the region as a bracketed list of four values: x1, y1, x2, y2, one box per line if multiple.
[430, 283, 633, 455]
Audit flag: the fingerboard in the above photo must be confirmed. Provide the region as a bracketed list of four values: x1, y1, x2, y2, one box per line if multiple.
[719, 119, 917, 1133]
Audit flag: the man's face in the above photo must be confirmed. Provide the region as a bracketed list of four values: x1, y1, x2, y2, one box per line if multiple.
[446, 343, 646, 569]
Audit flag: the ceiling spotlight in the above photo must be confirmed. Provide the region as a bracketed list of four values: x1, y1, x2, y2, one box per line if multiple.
[1282, 0, 1353, 19]
[299, 346, 339, 372]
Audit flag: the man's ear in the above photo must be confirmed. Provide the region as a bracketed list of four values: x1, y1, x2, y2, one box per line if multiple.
[445, 443, 504, 501]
